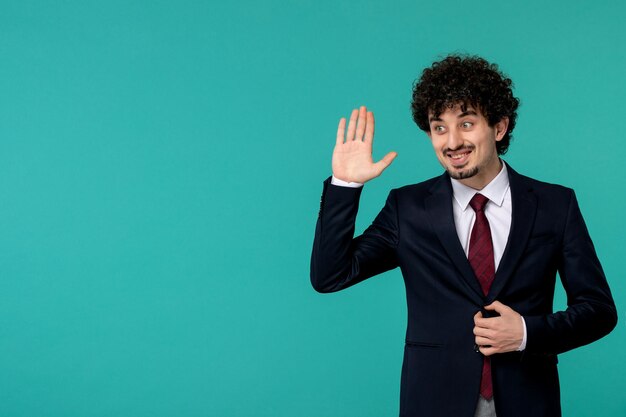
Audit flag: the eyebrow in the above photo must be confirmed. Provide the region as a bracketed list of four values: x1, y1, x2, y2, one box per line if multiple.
[428, 109, 478, 124]
[459, 110, 478, 117]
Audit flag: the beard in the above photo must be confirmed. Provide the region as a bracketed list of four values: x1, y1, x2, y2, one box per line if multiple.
[446, 165, 479, 180]
[441, 145, 480, 180]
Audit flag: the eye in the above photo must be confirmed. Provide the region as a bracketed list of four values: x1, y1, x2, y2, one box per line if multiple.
[433, 125, 446, 133]
[461, 121, 473, 129]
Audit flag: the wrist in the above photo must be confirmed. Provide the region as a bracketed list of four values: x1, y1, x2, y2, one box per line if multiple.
[331, 176, 364, 188]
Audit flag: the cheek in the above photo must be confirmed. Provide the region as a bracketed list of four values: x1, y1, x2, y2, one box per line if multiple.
[429, 137, 444, 152]
[432, 144, 446, 159]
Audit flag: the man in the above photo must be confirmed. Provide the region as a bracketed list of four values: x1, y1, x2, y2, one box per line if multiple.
[310, 55, 617, 417]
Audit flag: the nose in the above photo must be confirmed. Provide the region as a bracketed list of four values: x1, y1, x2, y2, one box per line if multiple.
[446, 128, 464, 150]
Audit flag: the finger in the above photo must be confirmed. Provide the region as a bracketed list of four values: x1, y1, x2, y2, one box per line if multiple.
[475, 336, 493, 346]
[373, 151, 397, 175]
[346, 109, 358, 141]
[354, 106, 367, 141]
[364, 111, 375, 143]
[474, 311, 483, 323]
[336, 118, 346, 145]
[484, 301, 509, 315]
[473, 326, 495, 338]
[474, 316, 494, 329]
[479, 346, 497, 357]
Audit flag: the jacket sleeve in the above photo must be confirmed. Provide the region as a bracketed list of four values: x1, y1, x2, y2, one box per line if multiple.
[310, 178, 399, 293]
[524, 190, 617, 354]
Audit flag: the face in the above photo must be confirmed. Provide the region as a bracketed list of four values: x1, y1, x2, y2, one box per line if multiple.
[427, 104, 508, 189]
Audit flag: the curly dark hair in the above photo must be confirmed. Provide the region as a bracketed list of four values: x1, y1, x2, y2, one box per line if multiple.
[411, 54, 520, 155]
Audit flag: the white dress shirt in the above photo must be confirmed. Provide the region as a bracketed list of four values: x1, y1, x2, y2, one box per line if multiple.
[331, 162, 527, 350]
[449, 163, 511, 273]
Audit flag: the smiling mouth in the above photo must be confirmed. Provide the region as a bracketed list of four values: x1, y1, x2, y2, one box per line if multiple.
[445, 147, 473, 166]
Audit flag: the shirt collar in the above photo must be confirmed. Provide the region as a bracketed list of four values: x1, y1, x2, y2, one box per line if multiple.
[450, 161, 510, 211]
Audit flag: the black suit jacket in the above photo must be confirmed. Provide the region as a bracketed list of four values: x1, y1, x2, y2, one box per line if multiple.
[310, 164, 617, 417]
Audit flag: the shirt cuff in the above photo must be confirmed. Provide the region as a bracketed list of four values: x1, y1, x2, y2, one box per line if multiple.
[518, 316, 527, 351]
[331, 176, 364, 188]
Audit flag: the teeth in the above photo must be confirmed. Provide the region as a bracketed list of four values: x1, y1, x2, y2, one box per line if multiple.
[450, 152, 469, 159]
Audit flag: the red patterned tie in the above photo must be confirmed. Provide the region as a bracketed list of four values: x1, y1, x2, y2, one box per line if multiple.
[468, 193, 495, 400]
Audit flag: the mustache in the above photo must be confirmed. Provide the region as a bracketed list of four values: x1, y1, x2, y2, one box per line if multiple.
[443, 145, 475, 154]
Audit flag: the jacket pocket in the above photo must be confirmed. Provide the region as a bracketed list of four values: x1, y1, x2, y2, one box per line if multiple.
[405, 340, 443, 349]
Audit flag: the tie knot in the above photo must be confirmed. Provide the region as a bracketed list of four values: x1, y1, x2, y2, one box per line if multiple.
[469, 193, 489, 212]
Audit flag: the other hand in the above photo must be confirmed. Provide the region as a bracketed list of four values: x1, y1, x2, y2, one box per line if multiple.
[332, 106, 397, 183]
[473, 301, 524, 356]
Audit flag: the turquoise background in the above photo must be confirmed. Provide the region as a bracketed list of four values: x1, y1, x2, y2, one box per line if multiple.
[0, 0, 624, 416]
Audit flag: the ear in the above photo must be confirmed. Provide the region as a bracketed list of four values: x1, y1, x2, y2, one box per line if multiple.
[494, 117, 509, 142]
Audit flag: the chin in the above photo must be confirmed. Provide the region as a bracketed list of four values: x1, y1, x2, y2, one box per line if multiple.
[447, 166, 479, 180]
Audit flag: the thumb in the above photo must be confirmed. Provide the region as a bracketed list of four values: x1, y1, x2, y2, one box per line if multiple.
[374, 151, 397, 174]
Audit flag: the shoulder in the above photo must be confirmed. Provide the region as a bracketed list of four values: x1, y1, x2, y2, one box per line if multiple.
[507, 164, 574, 202]
[516, 173, 572, 192]
[391, 174, 446, 197]
[377, 174, 450, 216]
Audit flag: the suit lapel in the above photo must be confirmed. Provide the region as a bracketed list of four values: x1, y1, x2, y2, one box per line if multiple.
[425, 173, 485, 301]
[488, 164, 537, 300]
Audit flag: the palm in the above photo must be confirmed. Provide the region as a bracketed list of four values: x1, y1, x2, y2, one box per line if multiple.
[332, 106, 397, 184]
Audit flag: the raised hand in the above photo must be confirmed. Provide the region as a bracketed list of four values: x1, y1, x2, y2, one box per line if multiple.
[332, 106, 397, 184]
